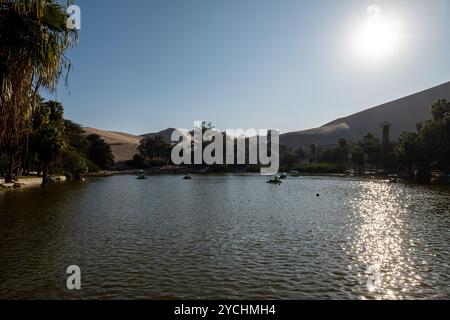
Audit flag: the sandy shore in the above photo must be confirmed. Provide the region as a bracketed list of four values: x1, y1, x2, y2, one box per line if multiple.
[0, 176, 67, 189]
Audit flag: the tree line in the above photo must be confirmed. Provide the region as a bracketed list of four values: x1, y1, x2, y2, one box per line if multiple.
[279, 99, 450, 183]
[128, 122, 274, 172]
[0, 0, 113, 186]
[132, 107, 450, 184]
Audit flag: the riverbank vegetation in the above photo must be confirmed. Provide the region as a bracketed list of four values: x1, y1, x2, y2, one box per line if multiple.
[0, 0, 113, 187]
[1, 1, 448, 186]
[279, 100, 450, 183]
[127, 108, 450, 184]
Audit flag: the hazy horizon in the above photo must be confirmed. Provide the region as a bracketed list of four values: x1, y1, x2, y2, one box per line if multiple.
[81, 80, 450, 136]
[48, 0, 450, 135]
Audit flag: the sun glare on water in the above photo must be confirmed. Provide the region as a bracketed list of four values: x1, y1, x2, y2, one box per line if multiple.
[351, 5, 403, 63]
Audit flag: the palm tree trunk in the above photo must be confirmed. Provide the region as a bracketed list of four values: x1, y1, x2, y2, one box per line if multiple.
[41, 164, 48, 187]
[5, 154, 14, 183]
[24, 135, 29, 175]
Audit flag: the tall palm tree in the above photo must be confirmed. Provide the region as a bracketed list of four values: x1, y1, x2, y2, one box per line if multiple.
[380, 121, 391, 147]
[33, 100, 66, 186]
[0, 0, 77, 182]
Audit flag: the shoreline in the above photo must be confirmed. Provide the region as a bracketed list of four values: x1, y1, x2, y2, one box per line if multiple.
[87, 170, 450, 187]
[2, 172, 448, 190]
[0, 176, 67, 190]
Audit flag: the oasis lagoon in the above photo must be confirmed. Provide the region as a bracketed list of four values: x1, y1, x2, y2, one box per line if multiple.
[0, 175, 449, 299]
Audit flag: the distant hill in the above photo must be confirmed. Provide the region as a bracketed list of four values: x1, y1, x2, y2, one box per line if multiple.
[83, 81, 450, 162]
[82, 127, 191, 163]
[141, 128, 178, 142]
[142, 128, 193, 143]
[83, 127, 142, 163]
[280, 81, 450, 149]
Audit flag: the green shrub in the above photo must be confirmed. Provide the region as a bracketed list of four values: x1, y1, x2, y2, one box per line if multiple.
[61, 150, 88, 178]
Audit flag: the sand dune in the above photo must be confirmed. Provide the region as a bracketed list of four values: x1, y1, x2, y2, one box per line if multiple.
[83, 127, 142, 163]
[82, 127, 190, 163]
[82, 81, 450, 162]
[280, 81, 450, 149]
[83, 128, 141, 145]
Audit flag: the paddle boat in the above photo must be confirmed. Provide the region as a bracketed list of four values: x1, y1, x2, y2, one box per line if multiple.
[136, 170, 147, 180]
[388, 174, 398, 183]
[267, 175, 282, 184]
[289, 170, 301, 177]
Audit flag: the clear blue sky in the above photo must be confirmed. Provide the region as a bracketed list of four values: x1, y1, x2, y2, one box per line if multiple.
[51, 0, 450, 135]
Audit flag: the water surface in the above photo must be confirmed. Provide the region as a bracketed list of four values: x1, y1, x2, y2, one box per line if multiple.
[0, 175, 449, 299]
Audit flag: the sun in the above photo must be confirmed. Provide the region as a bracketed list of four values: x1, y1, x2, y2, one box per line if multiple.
[351, 5, 402, 62]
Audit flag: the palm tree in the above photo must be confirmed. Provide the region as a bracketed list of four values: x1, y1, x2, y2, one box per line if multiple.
[86, 134, 114, 170]
[139, 136, 170, 161]
[430, 99, 450, 121]
[380, 121, 391, 147]
[397, 132, 419, 178]
[309, 144, 317, 163]
[0, 0, 77, 182]
[32, 101, 66, 186]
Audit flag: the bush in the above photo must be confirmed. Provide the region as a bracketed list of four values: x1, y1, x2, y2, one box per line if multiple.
[126, 154, 150, 169]
[86, 159, 100, 173]
[61, 150, 88, 178]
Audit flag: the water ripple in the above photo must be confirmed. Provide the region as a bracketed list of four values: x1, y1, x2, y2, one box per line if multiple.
[0, 175, 449, 299]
